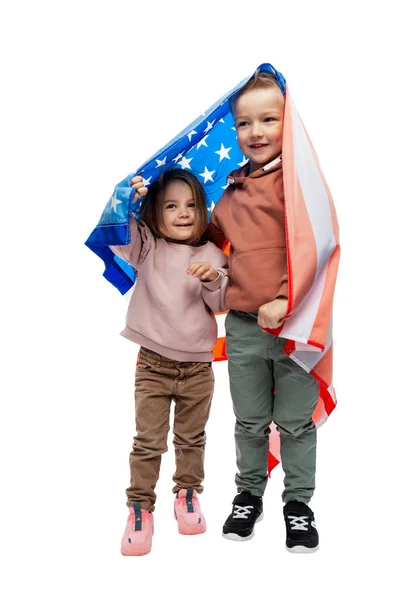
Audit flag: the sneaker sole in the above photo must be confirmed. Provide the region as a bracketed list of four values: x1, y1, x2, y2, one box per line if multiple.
[174, 510, 207, 535]
[222, 512, 264, 542]
[121, 546, 152, 556]
[286, 544, 319, 554]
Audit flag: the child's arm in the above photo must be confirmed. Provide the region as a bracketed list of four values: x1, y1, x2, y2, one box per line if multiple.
[258, 269, 289, 330]
[109, 176, 152, 268]
[188, 260, 230, 314]
[258, 298, 288, 330]
[109, 215, 151, 268]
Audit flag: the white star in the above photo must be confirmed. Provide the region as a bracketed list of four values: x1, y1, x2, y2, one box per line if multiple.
[187, 130, 197, 141]
[203, 120, 215, 134]
[199, 166, 215, 183]
[173, 153, 183, 163]
[179, 157, 193, 170]
[215, 143, 232, 162]
[142, 176, 152, 186]
[238, 156, 249, 167]
[207, 200, 216, 213]
[231, 126, 236, 131]
[155, 156, 167, 168]
[218, 118, 225, 124]
[197, 135, 209, 149]
[110, 192, 122, 212]
[221, 184, 229, 190]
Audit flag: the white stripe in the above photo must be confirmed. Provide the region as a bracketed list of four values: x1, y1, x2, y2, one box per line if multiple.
[280, 261, 329, 344]
[216, 312, 226, 339]
[291, 97, 337, 272]
[314, 404, 329, 428]
[286, 320, 333, 369]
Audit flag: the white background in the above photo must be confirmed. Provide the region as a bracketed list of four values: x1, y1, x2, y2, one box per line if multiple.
[1, 1, 399, 598]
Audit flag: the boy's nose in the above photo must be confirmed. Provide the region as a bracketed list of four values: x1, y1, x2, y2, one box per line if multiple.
[250, 123, 263, 137]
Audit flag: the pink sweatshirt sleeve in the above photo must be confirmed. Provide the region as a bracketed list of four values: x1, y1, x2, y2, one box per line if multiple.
[201, 268, 230, 313]
[109, 216, 154, 269]
[200, 244, 230, 313]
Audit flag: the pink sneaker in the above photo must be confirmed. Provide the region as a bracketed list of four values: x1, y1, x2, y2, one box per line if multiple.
[174, 488, 207, 535]
[121, 503, 154, 556]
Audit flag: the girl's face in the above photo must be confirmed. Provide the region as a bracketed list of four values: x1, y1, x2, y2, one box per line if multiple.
[158, 180, 197, 242]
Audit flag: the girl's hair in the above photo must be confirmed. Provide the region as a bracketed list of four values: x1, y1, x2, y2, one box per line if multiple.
[139, 169, 209, 246]
[230, 70, 282, 116]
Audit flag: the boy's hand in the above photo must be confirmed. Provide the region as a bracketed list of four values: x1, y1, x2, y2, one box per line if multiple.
[130, 175, 148, 202]
[258, 298, 288, 330]
[187, 262, 219, 282]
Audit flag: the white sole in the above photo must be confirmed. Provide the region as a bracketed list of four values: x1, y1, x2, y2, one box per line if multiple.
[286, 544, 319, 554]
[222, 512, 264, 542]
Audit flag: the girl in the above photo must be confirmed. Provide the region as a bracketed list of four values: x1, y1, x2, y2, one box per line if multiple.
[110, 169, 229, 556]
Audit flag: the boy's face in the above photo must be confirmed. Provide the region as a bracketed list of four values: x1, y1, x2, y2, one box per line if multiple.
[234, 86, 284, 173]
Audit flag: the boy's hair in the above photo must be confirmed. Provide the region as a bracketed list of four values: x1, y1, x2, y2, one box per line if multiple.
[230, 70, 282, 116]
[139, 169, 209, 246]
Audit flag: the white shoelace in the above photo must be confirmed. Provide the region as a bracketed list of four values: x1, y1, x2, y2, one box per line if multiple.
[232, 505, 254, 519]
[287, 515, 316, 531]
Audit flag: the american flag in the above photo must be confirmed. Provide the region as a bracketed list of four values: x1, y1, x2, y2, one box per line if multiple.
[85, 63, 285, 293]
[85, 63, 340, 473]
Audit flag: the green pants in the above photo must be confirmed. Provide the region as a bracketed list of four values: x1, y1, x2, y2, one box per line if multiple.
[225, 310, 319, 504]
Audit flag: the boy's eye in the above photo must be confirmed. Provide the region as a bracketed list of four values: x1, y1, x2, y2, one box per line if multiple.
[237, 121, 248, 127]
[264, 117, 274, 122]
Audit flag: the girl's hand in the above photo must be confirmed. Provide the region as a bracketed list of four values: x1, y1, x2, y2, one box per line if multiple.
[130, 175, 148, 202]
[258, 298, 288, 330]
[187, 262, 219, 282]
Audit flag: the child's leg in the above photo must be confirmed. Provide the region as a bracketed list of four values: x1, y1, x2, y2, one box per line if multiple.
[225, 310, 275, 497]
[171, 362, 214, 493]
[126, 347, 173, 513]
[272, 343, 319, 504]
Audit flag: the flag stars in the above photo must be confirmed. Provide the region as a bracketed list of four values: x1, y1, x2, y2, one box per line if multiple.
[207, 200, 216, 213]
[238, 156, 249, 167]
[197, 135, 209, 149]
[110, 192, 122, 213]
[179, 156, 193, 170]
[155, 156, 167, 168]
[215, 143, 232, 162]
[142, 176, 152, 186]
[203, 120, 215, 134]
[173, 153, 183, 163]
[199, 166, 215, 183]
[187, 130, 197, 141]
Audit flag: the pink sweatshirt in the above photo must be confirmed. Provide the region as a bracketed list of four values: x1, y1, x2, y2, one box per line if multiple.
[110, 216, 230, 362]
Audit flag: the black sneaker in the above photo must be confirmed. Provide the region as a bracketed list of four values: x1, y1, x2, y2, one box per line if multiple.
[283, 501, 319, 553]
[222, 492, 263, 541]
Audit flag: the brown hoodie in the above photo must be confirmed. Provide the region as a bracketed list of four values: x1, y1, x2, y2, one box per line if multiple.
[208, 156, 287, 311]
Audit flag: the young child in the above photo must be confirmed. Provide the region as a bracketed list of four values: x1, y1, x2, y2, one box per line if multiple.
[208, 71, 321, 552]
[110, 169, 229, 556]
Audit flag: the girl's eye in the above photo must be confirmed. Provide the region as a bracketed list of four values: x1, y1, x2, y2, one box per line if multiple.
[188, 203, 196, 208]
[166, 204, 176, 209]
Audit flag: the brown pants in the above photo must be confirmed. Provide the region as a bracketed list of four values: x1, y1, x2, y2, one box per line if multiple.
[126, 347, 215, 512]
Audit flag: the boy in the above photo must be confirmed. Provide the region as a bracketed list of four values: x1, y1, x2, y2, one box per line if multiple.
[208, 71, 320, 553]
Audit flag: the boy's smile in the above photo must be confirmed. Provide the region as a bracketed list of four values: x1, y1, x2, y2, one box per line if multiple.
[234, 86, 284, 174]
